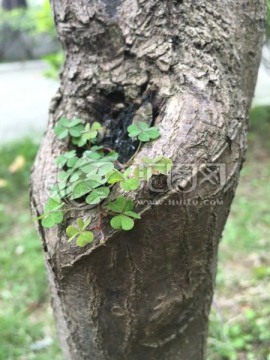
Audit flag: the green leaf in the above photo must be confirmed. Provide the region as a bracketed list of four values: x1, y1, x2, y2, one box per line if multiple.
[110, 215, 122, 229]
[145, 127, 160, 138]
[121, 215, 135, 230]
[66, 118, 82, 128]
[106, 170, 124, 184]
[41, 215, 56, 228]
[142, 156, 173, 175]
[103, 151, 119, 161]
[65, 218, 92, 244]
[84, 150, 103, 159]
[77, 218, 85, 230]
[91, 145, 104, 151]
[69, 171, 81, 183]
[54, 125, 69, 139]
[42, 211, 63, 228]
[69, 124, 85, 137]
[85, 187, 110, 205]
[53, 183, 72, 198]
[83, 122, 102, 139]
[72, 122, 103, 147]
[44, 197, 63, 212]
[83, 174, 106, 185]
[54, 118, 84, 139]
[82, 218, 91, 230]
[76, 231, 94, 247]
[72, 180, 93, 199]
[133, 165, 149, 181]
[67, 156, 79, 168]
[57, 171, 70, 183]
[73, 158, 88, 170]
[91, 122, 102, 131]
[66, 226, 79, 241]
[106, 170, 140, 191]
[72, 136, 87, 147]
[55, 150, 78, 167]
[57, 118, 69, 127]
[72, 179, 102, 199]
[107, 196, 134, 214]
[127, 124, 141, 137]
[72, 152, 104, 171]
[134, 156, 173, 180]
[82, 159, 115, 177]
[127, 121, 160, 142]
[120, 178, 140, 191]
[107, 197, 140, 231]
[110, 215, 134, 230]
[106, 196, 134, 214]
[124, 211, 141, 219]
[49, 186, 63, 202]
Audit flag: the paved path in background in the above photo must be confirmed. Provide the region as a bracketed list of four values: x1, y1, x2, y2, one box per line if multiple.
[0, 57, 270, 143]
[0, 61, 58, 142]
[252, 44, 270, 106]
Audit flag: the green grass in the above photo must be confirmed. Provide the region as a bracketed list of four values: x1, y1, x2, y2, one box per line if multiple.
[208, 106, 270, 360]
[0, 138, 62, 360]
[0, 107, 270, 360]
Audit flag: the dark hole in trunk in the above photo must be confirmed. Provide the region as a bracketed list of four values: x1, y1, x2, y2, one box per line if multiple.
[102, 106, 139, 164]
[86, 87, 161, 164]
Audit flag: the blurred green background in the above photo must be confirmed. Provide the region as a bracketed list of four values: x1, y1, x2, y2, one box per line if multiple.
[0, 1, 270, 360]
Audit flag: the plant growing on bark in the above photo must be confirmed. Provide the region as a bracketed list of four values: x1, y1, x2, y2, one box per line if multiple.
[37, 117, 172, 246]
[30, 1, 266, 359]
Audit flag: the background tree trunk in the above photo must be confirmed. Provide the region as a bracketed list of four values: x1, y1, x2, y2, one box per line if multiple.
[2, 0, 27, 10]
[31, 1, 266, 359]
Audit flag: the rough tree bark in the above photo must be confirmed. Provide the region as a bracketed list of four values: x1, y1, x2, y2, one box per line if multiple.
[31, 1, 266, 359]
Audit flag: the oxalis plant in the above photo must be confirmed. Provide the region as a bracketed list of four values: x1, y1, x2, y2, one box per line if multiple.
[37, 117, 173, 247]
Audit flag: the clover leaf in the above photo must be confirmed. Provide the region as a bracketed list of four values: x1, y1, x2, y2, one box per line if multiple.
[71, 177, 105, 199]
[55, 151, 78, 168]
[50, 184, 66, 201]
[81, 159, 115, 177]
[72, 122, 102, 147]
[57, 170, 71, 183]
[66, 218, 94, 247]
[54, 118, 84, 140]
[42, 211, 64, 228]
[106, 170, 140, 191]
[106, 196, 141, 231]
[41, 114, 170, 245]
[44, 197, 63, 213]
[106, 196, 134, 213]
[127, 121, 160, 142]
[54, 170, 76, 197]
[73, 151, 103, 172]
[106, 170, 124, 184]
[41, 198, 64, 228]
[110, 215, 135, 231]
[76, 232, 94, 247]
[134, 156, 173, 180]
[86, 186, 110, 205]
[103, 151, 119, 162]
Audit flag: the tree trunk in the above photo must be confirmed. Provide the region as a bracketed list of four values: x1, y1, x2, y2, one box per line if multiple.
[2, 0, 27, 10]
[30, 1, 266, 359]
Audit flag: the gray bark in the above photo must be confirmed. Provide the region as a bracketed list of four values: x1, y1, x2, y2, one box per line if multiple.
[30, 1, 266, 359]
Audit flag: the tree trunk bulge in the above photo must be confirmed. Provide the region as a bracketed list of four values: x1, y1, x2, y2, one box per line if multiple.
[30, 1, 266, 359]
